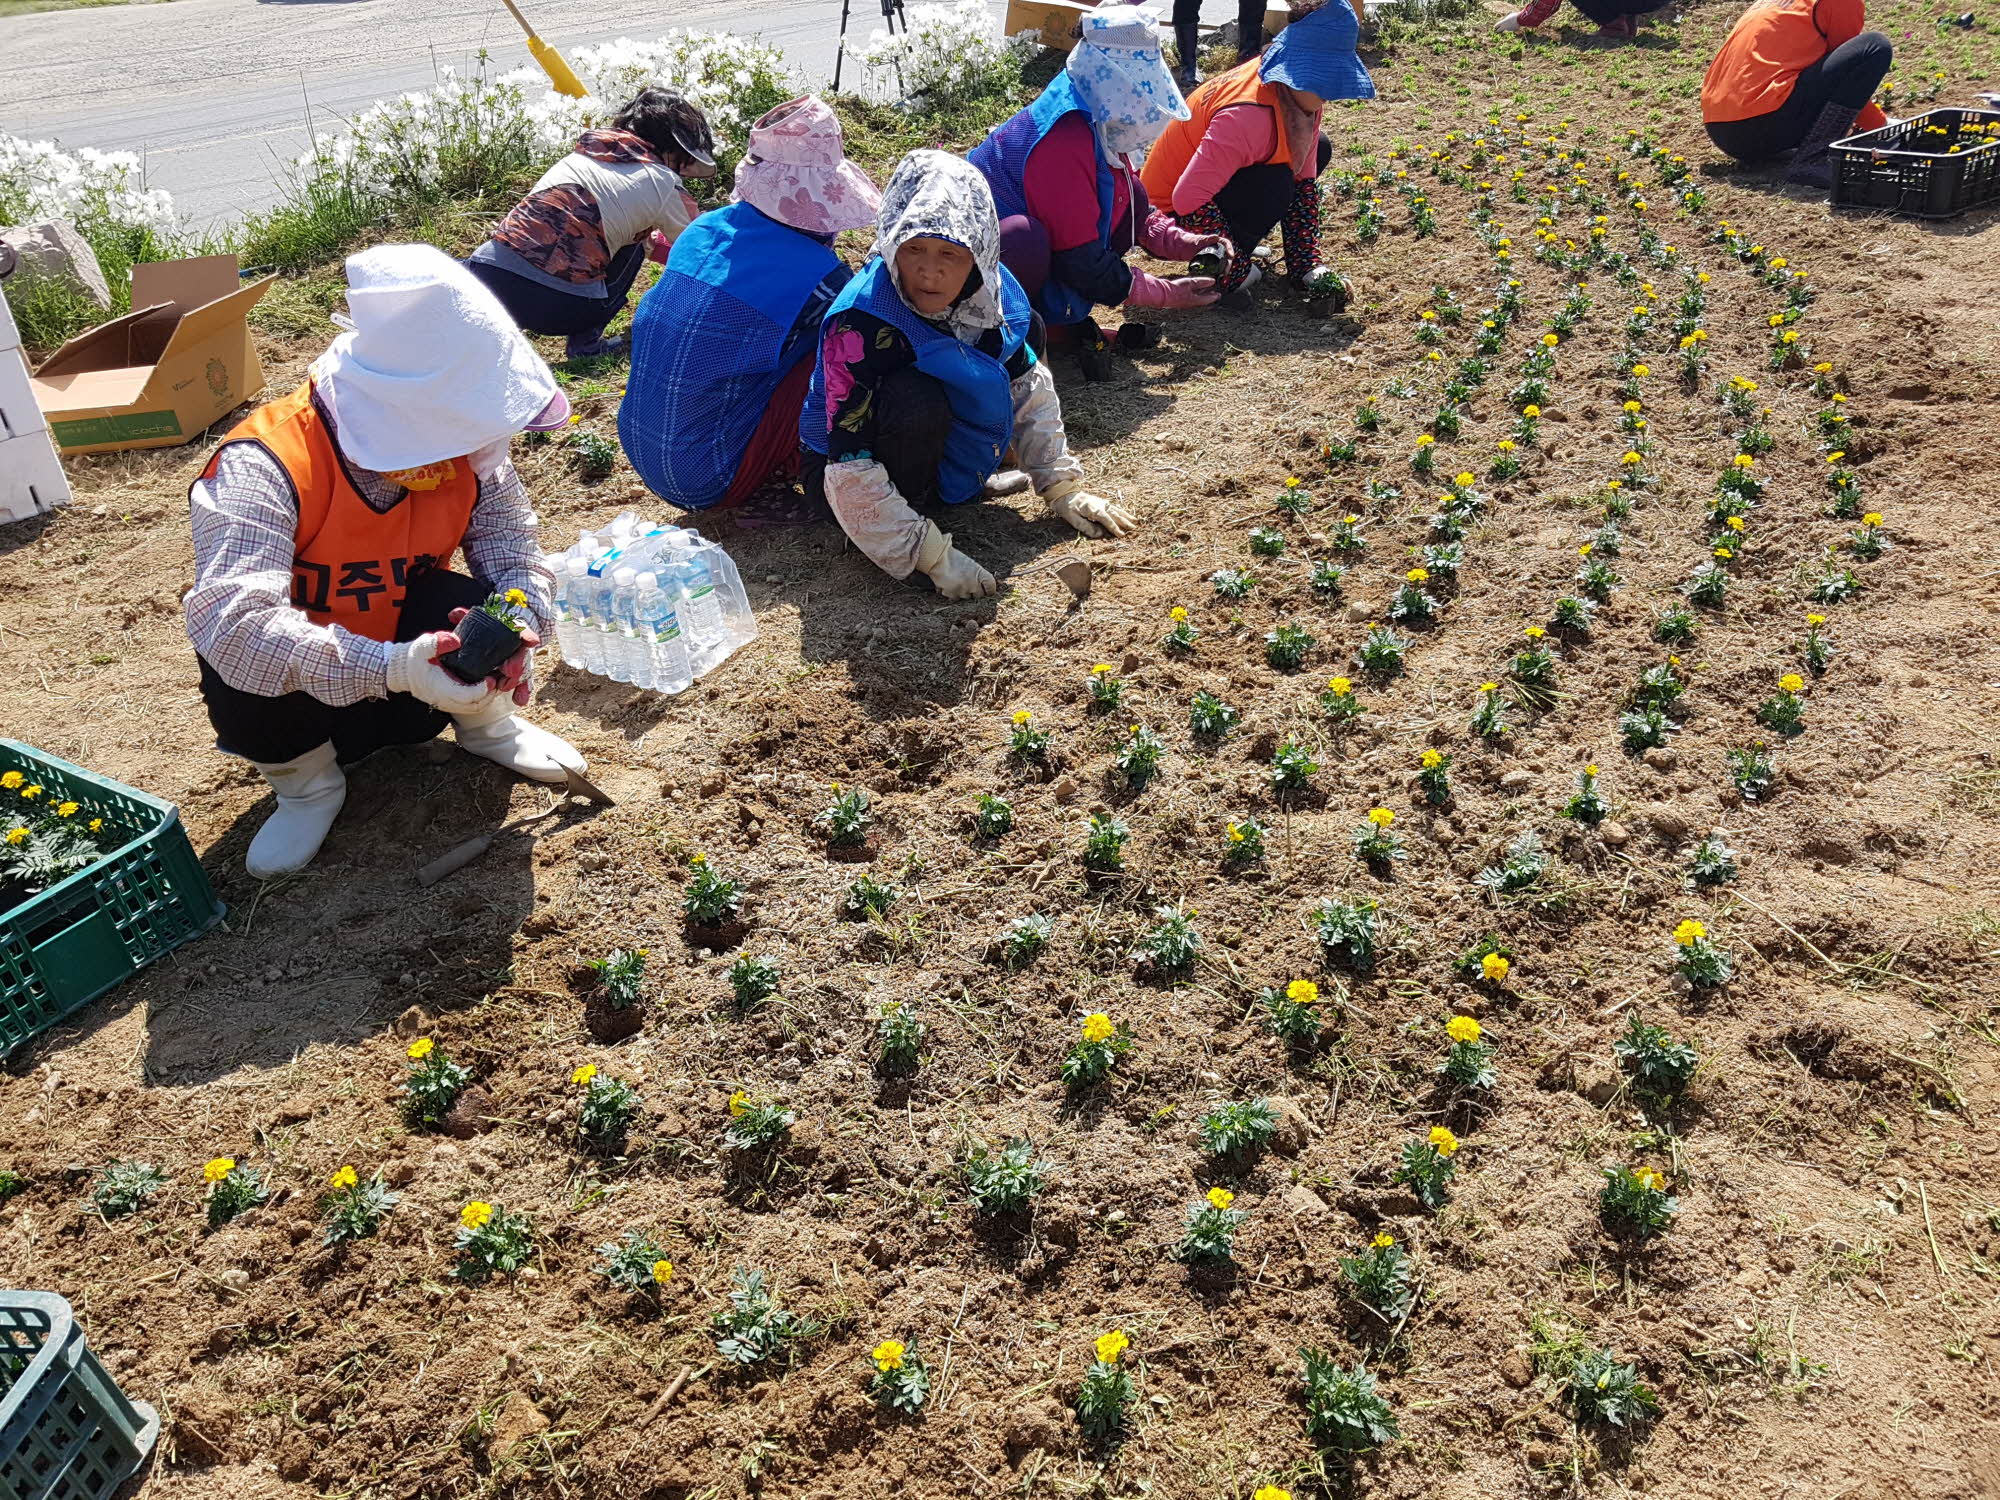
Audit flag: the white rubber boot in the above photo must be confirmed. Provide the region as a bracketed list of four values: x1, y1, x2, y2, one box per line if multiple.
[452, 695, 587, 783]
[246, 742, 347, 879]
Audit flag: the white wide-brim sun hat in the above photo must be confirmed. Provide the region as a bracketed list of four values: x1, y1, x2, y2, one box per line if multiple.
[311, 243, 569, 473]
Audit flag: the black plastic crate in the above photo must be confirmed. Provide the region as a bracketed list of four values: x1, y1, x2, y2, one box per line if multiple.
[1830, 107, 2000, 219]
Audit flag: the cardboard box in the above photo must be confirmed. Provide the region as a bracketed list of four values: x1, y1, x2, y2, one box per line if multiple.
[1004, 0, 1099, 50]
[29, 254, 272, 457]
[0, 334, 70, 522]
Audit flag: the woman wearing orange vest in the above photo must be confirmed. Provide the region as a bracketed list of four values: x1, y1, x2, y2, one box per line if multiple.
[184, 245, 587, 879]
[1701, 0, 1892, 189]
[1140, 0, 1372, 307]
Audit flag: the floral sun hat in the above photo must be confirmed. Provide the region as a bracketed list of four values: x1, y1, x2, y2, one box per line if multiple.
[733, 95, 883, 236]
[875, 149, 1004, 345]
[1065, 6, 1190, 160]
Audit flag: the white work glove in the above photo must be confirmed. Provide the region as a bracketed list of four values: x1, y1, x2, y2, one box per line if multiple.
[915, 521, 997, 600]
[1043, 480, 1137, 539]
[385, 633, 500, 714]
[1494, 9, 1523, 29]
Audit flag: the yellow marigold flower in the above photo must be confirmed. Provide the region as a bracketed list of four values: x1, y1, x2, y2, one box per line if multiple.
[1446, 1014, 1483, 1044]
[1768, 313, 1785, 328]
[1284, 475, 1302, 489]
[1831, 390, 1848, 404]
[1781, 330, 1800, 345]
[1366, 807, 1395, 828]
[1696, 271, 1710, 284]
[1207, 1186, 1235, 1211]
[1635, 1167, 1667, 1192]
[1329, 676, 1352, 695]
[572, 1063, 598, 1087]
[1522, 404, 1541, 418]
[1732, 453, 1755, 469]
[1497, 438, 1516, 452]
[690, 851, 707, 864]
[1429, 1125, 1460, 1156]
[1813, 361, 1833, 374]
[1091, 663, 1113, 675]
[1726, 515, 1745, 532]
[1286, 978, 1319, 1005]
[1481, 952, 1510, 983]
[460, 1200, 494, 1230]
[1714, 548, 1733, 560]
[1453, 472, 1476, 489]
[3, 829, 26, 847]
[728, 1089, 750, 1116]
[1095, 1330, 1129, 1365]
[1826, 450, 1846, 464]
[1632, 364, 1650, 377]
[19, 784, 39, 800]
[407, 1038, 434, 1061]
[1415, 434, 1435, 447]
[1779, 673, 1804, 693]
[1406, 568, 1429, 583]
[1012, 709, 1031, 725]
[1226, 822, 1244, 843]
[1806, 613, 1826, 626]
[872, 1338, 906, 1371]
[652, 1259, 674, 1285]
[1170, 606, 1188, 622]
[503, 588, 528, 607]
[1620, 452, 1641, 466]
[1863, 511, 1883, 527]
[1426, 350, 1442, 362]
[203, 1156, 236, 1183]
[54, 801, 78, 818]
[1253, 1481, 1293, 1500]
[1370, 1233, 1395, 1250]
[1673, 918, 1707, 946]
[1541, 332, 1559, 347]
[1420, 309, 1436, 320]
[329, 1165, 359, 1190]
[1080, 1012, 1115, 1044]
[0, 772, 18, 790]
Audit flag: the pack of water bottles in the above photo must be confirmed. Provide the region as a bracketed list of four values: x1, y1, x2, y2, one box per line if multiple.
[546, 512, 757, 695]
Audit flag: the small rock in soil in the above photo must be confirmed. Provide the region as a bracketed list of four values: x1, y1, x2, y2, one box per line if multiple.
[1601, 820, 1630, 846]
[1498, 770, 1532, 793]
[1284, 1184, 1329, 1218]
[1266, 1095, 1316, 1155]
[488, 1391, 550, 1457]
[1002, 1397, 1068, 1460]
[1642, 748, 1677, 770]
[1500, 1350, 1534, 1388]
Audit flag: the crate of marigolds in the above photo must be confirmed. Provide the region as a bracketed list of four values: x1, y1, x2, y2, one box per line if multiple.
[0, 738, 224, 1054]
[1829, 107, 2000, 219]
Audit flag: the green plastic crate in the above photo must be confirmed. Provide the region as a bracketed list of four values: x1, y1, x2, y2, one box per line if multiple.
[0, 1291, 158, 1500]
[0, 740, 224, 1056]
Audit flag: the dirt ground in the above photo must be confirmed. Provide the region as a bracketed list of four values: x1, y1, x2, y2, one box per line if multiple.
[5, 3, 2000, 1497]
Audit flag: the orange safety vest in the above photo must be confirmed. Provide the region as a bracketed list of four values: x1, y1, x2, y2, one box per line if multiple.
[199, 382, 478, 643]
[1141, 59, 1293, 205]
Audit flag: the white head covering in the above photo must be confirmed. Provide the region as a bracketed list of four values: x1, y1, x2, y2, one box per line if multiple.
[875, 150, 1004, 346]
[1064, 6, 1190, 162]
[310, 244, 565, 472]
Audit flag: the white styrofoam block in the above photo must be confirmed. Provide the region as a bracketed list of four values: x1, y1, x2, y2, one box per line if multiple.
[0, 348, 43, 441]
[0, 427, 71, 522]
[0, 286, 18, 354]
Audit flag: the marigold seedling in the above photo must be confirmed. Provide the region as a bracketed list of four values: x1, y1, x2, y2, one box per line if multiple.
[1329, 513, 1367, 553]
[1162, 605, 1199, 652]
[403, 1037, 470, 1130]
[1177, 1185, 1246, 1262]
[1083, 813, 1129, 873]
[1619, 705, 1672, 754]
[1801, 614, 1833, 675]
[1300, 1351, 1400, 1453]
[1085, 663, 1124, 713]
[1260, 978, 1324, 1046]
[727, 953, 781, 1011]
[1064, 1011, 1133, 1087]
[1314, 897, 1378, 972]
[1387, 570, 1437, 625]
[1551, 594, 1597, 634]
[683, 856, 744, 927]
[1672, 917, 1732, 987]
[202, 1157, 266, 1228]
[1321, 676, 1362, 724]
[1077, 1331, 1136, 1441]
[713, 1267, 819, 1365]
[962, 1138, 1046, 1214]
[1008, 709, 1052, 760]
[1275, 477, 1313, 515]
[844, 873, 899, 918]
[867, 1338, 930, 1414]
[878, 1001, 923, 1074]
[722, 1091, 795, 1151]
[1440, 1014, 1496, 1090]
[1353, 806, 1404, 867]
[1415, 748, 1451, 807]
[1357, 624, 1411, 678]
[1469, 681, 1510, 739]
[597, 1230, 675, 1295]
[320, 1167, 396, 1247]
[576, 1067, 639, 1148]
[1248, 525, 1287, 559]
[1654, 604, 1697, 644]
[1265, 621, 1316, 673]
[1563, 763, 1609, 824]
[1687, 833, 1737, 887]
[1809, 561, 1861, 603]
[1200, 1098, 1277, 1158]
[1308, 559, 1346, 598]
[1476, 830, 1549, 896]
[1223, 814, 1268, 867]
[1600, 1164, 1678, 1237]
[1188, 690, 1238, 739]
[1212, 567, 1255, 601]
[1757, 673, 1807, 737]
[816, 783, 871, 848]
[453, 1200, 534, 1281]
[1339, 1234, 1415, 1321]
[998, 912, 1053, 965]
[1615, 1012, 1698, 1095]
[1136, 905, 1202, 973]
[587, 947, 648, 1009]
[1570, 1348, 1659, 1427]
[1395, 1126, 1460, 1209]
[972, 791, 1014, 841]
[1630, 662, 1684, 714]
[1727, 744, 1776, 802]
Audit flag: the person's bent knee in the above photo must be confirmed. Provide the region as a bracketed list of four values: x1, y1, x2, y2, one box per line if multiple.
[876, 366, 952, 437]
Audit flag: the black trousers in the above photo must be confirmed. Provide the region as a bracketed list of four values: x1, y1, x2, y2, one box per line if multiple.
[1212, 136, 1333, 266]
[1705, 33, 1893, 163]
[463, 241, 647, 338]
[197, 568, 489, 766]
[1172, 0, 1272, 59]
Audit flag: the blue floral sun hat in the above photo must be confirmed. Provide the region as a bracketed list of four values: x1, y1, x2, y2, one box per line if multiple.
[1259, 1, 1376, 102]
[1065, 7, 1191, 159]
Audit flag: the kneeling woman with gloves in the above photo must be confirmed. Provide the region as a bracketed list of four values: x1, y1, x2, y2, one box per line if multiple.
[800, 151, 1132, 599]
[184, 244, 588, 879]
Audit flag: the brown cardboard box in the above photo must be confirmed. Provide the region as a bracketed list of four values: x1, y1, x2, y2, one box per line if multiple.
[29, 254, 272, 456]
[1003, 0, 1099, 50]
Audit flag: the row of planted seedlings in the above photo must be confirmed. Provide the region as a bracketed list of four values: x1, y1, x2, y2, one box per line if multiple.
[59, 120, 1889, 1474]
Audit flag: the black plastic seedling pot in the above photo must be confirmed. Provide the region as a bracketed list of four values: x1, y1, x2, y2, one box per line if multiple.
[440, 609, 522, 685]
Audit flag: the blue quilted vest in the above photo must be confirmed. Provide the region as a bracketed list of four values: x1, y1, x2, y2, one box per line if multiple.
[799, 256, 1033, 506]
[969, 72, 1119, 326]
[619, 201, 841, 510]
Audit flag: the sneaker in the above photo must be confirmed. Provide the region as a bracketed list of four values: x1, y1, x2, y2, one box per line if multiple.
[564, 332, 629, 361]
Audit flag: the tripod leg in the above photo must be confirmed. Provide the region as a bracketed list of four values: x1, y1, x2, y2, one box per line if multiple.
[834, 0, 851, 91]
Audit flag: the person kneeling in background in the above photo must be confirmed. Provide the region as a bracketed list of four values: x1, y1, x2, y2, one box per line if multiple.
[800, 151, 1134, 600]
[185, 245, 586, 880]
[619, 96, 881, 524]
[1494, 0, 1671, 42]
[1140, 0, 1373, 309]
[465, 88, 716, 361]
[1701, 0, 1892, 188]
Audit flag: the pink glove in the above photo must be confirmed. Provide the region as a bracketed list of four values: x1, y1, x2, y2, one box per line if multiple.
[645, 230, 674, 263]
[1125, 270, 1220, 310]
[1140, 208, 1228, 263]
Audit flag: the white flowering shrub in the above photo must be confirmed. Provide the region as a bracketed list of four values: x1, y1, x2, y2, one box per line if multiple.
[0, 136, 179, 245]
[289, 31, 794, 219]
[855, 2, 1033, 109]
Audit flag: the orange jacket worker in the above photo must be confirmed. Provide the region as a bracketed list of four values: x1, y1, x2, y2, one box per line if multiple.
[1701, 0, 1892, 188]
[184, 245, 586, 879]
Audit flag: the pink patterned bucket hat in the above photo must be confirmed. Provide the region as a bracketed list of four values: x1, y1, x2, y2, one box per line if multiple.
[732, 95, 883, 236]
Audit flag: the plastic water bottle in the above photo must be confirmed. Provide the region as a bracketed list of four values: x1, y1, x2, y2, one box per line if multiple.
[669, 537, 726, 659]
[547, 553, 582, 668]
[610, 566, 644, 685]
[562, 556, 593, 670]
[636, 572, 691, 695]
[580, 561, 614, 677]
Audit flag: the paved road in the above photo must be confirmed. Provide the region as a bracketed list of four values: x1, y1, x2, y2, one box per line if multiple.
[0, 0, 1003, 228]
